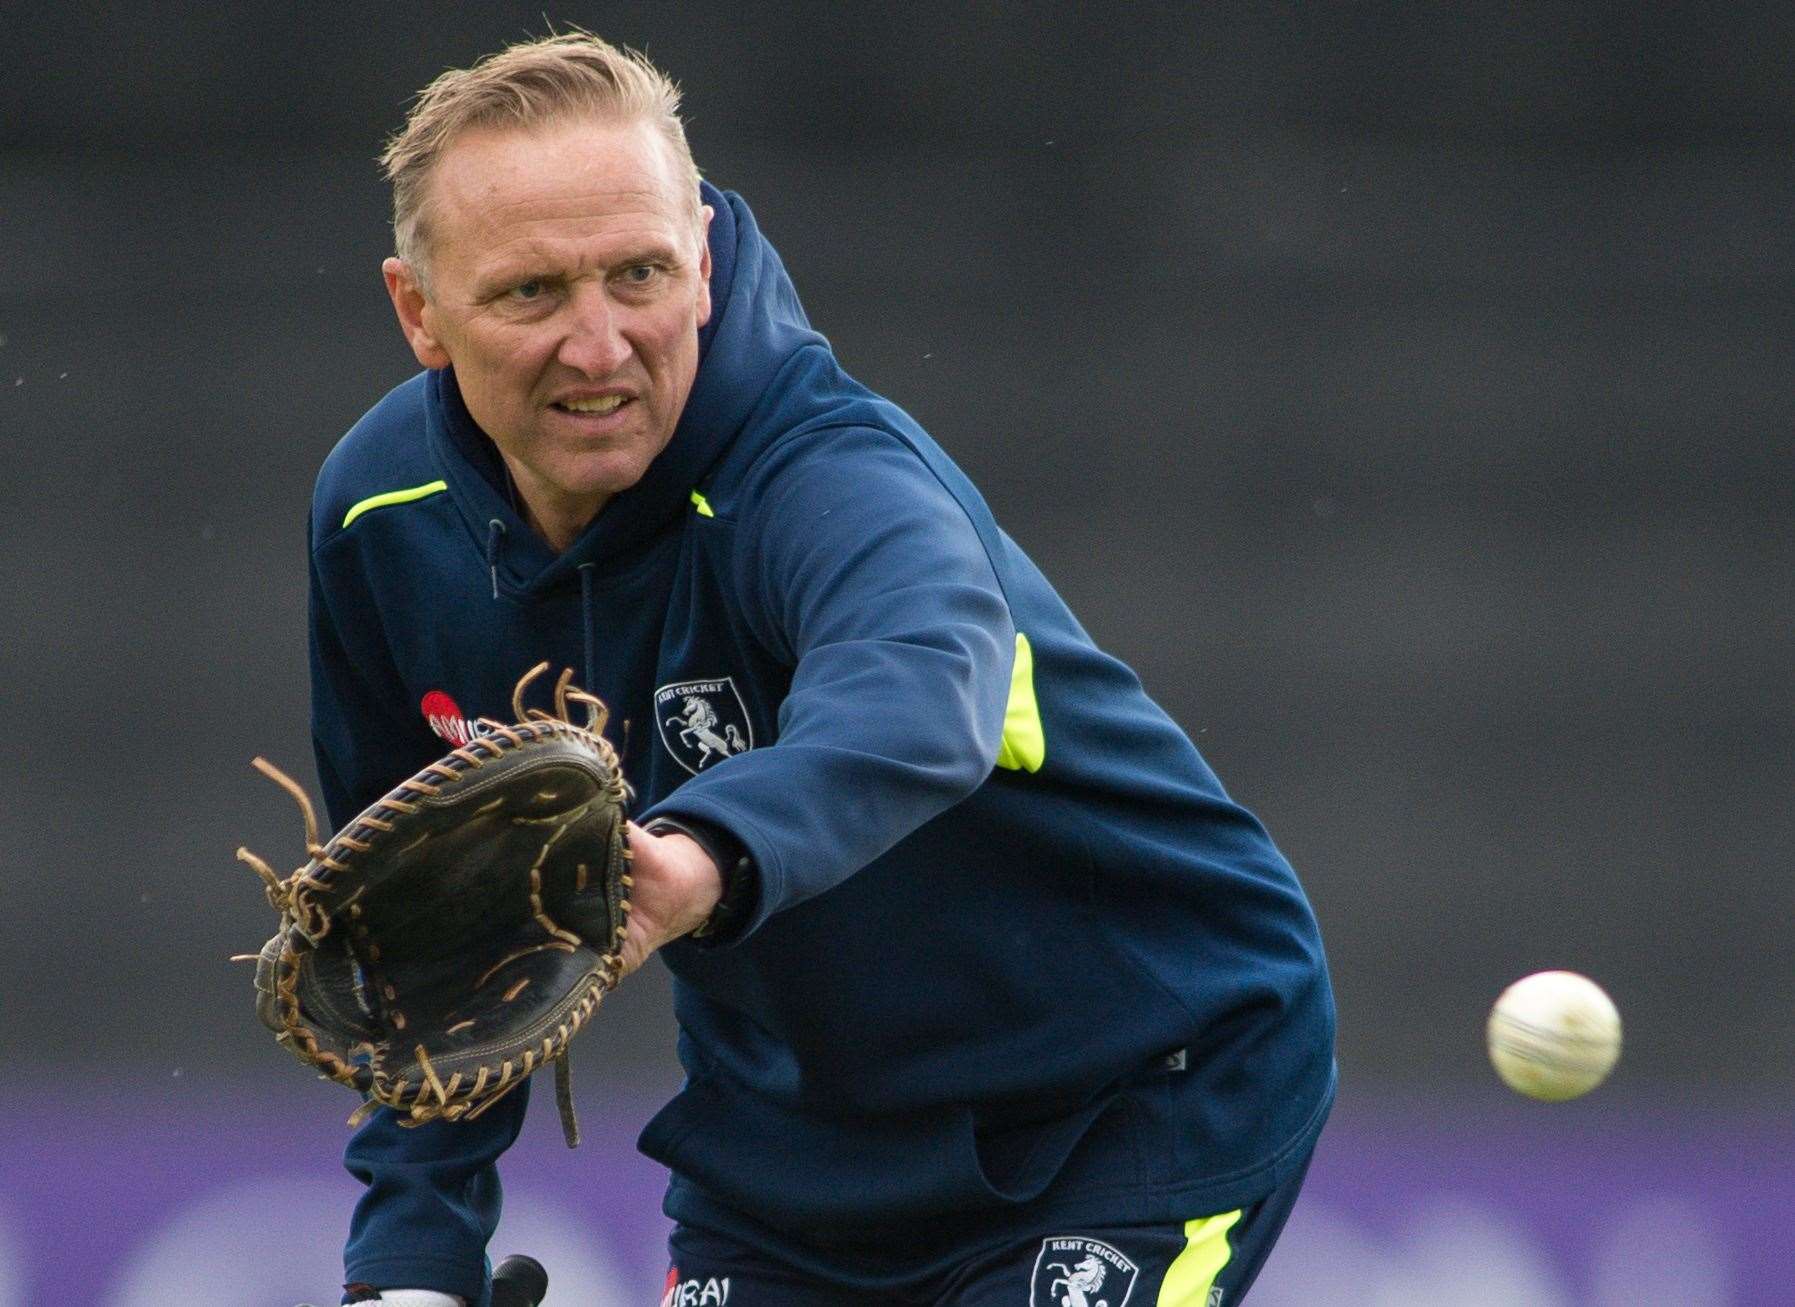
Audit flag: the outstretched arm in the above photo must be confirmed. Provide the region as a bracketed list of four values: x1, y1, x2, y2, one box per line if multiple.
[645, 424, 1014, 938]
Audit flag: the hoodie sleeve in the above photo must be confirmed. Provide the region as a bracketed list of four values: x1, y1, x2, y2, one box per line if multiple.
[309, 522, 521, 1305]
[644, 424, 1014, 936]
[309, 531, 437, 828]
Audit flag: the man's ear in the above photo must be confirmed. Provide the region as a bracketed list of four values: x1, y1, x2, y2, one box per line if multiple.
[383, 257, 451, 370]
[695, 204, 715, 329]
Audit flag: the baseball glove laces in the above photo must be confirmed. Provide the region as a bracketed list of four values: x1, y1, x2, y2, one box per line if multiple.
[234, 663, 632, 1147]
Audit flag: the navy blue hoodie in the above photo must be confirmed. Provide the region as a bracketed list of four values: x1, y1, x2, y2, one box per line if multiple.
[310, 184, 1334, 1303]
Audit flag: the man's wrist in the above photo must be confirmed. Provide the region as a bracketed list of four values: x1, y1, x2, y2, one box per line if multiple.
[640, 815, 758, 941]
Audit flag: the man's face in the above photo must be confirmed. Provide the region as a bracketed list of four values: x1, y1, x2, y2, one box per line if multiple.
[386, 116, 712, 537]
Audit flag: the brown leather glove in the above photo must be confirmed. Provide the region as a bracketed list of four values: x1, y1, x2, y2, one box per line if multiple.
[237, 664, 630, 1146]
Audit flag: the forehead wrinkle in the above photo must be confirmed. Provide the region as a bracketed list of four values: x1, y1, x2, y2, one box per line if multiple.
[472, 185, 681, 230]
[434, 123, 687, 215]
[447, 185, 694, 265]
[423, 120, 700, 284]
[476, 206, 690, 261]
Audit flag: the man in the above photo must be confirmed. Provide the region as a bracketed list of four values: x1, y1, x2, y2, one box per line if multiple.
[310, 32, 1334, 1307]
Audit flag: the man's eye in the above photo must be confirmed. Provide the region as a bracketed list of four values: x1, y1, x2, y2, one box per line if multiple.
[622, 264, 660, 285]
[512, 279, 545, 300]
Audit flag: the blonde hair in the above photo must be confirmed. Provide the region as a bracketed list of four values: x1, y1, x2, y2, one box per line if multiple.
[380, 31, 702, 277]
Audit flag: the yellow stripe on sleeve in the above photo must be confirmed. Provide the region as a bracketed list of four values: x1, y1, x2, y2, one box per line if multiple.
[1156, 1209, 1243, 1306]
[994, 631, 1045, 772]
[341, 479, 448, 528]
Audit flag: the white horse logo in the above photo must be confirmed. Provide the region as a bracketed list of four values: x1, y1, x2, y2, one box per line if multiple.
[1046, 1254, 1111, 1307]
[667, 695, 746, 768]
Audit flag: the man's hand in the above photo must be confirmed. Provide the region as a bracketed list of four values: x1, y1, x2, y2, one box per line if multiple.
[619, 823, 723, 975]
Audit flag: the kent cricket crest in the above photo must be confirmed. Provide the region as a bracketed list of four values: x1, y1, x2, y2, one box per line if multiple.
[655, 677, 754, 774]
[1030, 1237, 1138, 1307]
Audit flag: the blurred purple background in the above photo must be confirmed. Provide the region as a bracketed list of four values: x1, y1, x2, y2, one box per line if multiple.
[7, 1085, 1788, 1305]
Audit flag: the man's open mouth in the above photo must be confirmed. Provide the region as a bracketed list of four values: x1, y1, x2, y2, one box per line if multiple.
[554, 395, 630, 415]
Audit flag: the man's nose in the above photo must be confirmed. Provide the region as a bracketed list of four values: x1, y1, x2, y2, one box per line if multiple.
[557, 285, 631, 376]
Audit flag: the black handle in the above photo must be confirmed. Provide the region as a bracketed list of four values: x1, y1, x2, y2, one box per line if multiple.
[491, 1254, 549, 1307]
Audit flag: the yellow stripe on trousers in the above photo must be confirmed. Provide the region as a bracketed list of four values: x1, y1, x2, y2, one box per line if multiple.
[1156, 1208, 1242, 1305]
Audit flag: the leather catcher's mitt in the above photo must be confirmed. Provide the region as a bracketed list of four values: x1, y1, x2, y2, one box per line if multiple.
[235, 664, 630, 1147]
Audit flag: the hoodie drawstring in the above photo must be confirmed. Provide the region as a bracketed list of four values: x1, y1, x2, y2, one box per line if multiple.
[485, 518, 507, 600]
[577, 563, 597, 694]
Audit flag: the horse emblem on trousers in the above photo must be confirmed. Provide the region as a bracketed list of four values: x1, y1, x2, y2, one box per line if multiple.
[1030, 1239, 1138, 1307]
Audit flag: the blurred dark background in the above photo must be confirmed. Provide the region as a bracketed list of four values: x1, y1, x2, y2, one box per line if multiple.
[4, 2, 1790, 1117]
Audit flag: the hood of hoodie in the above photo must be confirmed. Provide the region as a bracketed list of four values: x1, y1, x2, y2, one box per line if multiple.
[425, 181, 825, 595]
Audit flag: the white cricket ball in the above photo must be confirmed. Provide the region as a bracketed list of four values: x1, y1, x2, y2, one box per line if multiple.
[1486, 970, 1622, 1101]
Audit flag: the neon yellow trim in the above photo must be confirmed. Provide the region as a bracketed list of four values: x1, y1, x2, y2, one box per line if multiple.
[690, 489, 715, 518]
[341, 480, 448, 529]
[994, 631, 1045, 772]
[1156, 1209, 1242, 1306]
